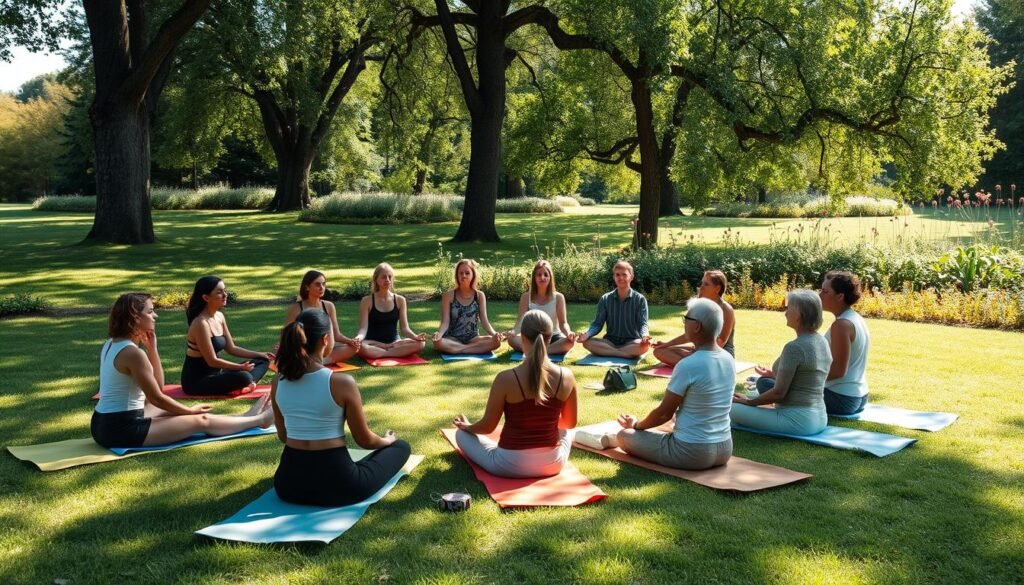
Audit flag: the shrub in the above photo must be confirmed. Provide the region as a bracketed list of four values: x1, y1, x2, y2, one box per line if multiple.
[150, 186, 273, 210]
[0, 293, 50, 317]
[574, 195, 597, 206]
[494, 197, 564, 213]
[32, 195, 96, 212]
[152, 288, 238, 309]
[336, 280, 371, 300]
[555, 195, 580, 208]
[706, 193, 909, 218]
[301, 192, 462, 224]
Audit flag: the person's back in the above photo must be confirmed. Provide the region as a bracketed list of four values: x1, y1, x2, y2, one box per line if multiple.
[824, 309, 869, 397]
[775, 333, 831, 408]
[671, 349, 734, 444]
[274, 368, 343, 440]
[498, 367, 567, 450]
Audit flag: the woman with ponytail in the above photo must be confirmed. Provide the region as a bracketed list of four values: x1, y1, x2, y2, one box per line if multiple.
[270, 309, 411, 506]
[452, 310, 578, 478]
[182, 276, 272, 396]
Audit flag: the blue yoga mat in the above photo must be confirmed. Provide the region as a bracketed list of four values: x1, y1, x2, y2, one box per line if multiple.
[731, 424, 916, 457]
[441, 352, 497, 361]
[830, 404, 958, 432]
[509, 352, 566, 363]
[195, 453, 423, 544]
[109, 426, 276, 455]
[575, 354, 643, 367]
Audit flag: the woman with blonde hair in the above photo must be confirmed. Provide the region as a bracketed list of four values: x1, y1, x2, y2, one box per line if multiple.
[354, 263, 427, 360]
[506, 260, 576, 355]
[433, 258, 503, 354]
[453, 310, 578, 477]
[282, 270, 360, 365]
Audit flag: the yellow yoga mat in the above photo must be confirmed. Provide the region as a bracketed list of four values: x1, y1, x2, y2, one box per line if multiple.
[8, 439, 146, 471]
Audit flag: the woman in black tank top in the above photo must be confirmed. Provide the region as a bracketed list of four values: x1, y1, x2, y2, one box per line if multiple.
[281, 270, 360, 365]
[353, 264, 427, 360]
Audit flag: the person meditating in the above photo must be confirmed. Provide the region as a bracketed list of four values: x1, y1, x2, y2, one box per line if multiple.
[353, 263, 427, 360]
[182, 276, 272, 396]
[653, 270, 736, 366]
[577, 260, 650, 358]
[270, 309, 411, 506]
[607, 298, 734, 470]
[730, 290, 832, 436]
[282, 270, 360, 365]
[452, 310, 578, 478]
[92, 293, 273, 449]
[506, 260, 576, 355]
[433, 258, 503, 354]
[819, 271, 871, 415]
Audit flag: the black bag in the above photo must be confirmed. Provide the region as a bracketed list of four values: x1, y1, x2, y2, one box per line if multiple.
[602, 366, 637, 392]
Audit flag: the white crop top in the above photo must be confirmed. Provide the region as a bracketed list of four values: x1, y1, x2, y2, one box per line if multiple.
[274, 368, 346, 440]
[95, 339, 146, 413]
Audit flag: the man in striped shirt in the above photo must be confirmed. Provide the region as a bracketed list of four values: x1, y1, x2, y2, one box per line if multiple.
[579, 260, 651, 358]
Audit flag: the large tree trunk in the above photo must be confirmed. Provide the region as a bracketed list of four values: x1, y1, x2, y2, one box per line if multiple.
[413, 169, 427, 194]
[632, 79, 661, 248]
[268, 148, 313, 211]
[455, 105, 503, 241]
[658, 167, 680, 216]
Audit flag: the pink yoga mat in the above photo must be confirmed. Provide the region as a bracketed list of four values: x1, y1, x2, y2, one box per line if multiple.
[440, 428, 607, 508]
[638, 360, 756, 378]
[367, 355, 429, 367]
[92, 384, 271, 401]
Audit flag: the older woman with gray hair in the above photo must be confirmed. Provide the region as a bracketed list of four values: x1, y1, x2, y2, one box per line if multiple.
[609, 298, 735, 470]
[730, 289, 832, 435]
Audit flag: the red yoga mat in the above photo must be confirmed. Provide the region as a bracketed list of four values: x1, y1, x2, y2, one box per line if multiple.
[92, 383, 272, 401]
[270, 361, 359, 373]
[440, 428, 607, 508]
[367, 355, 429, 367]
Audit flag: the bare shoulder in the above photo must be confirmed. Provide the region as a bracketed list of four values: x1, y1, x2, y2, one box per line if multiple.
[323, 299, 337, 313]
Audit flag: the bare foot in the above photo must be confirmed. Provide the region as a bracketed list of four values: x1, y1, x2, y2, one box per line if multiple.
[244, 394, 271, 417]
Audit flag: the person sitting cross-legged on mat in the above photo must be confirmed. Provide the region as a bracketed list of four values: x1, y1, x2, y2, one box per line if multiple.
[653, 270, 736, 367]
[577, 260, 651, 358]
[730, 290, 832, 436]
[181, 276, 272, 396]
[453, 310, 578, 478]
[432, 258, 503, 354]
[282, 270, 360, 365]
[819, 271, 871, 415]
[354, 263, 426, 360]
[506, 260, 576, 356]
[271, 309, 411, 507]
[608, 298, 734, 470]
[92, 293, 273, 449]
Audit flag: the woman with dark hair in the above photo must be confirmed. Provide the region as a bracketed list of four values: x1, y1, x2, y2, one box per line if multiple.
[92, 293, 272, 449]
[819, 271, 871, 415]
[282, 270, 360, 365]
[432, 259, 503, 354]
[271, 309, 411, 506]
[653, 270, 736, 366]
[453, 310, 578, 478]
[353, 263, 426, 360]
[181, 276, 272, 396]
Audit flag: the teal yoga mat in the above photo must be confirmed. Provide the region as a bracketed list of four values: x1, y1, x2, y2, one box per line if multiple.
[441, 352, 497, 361]
[509, 352, 566, 363]
[731, 424, 916, 457]
[196, 452, 423, 544]
[109, 426, 276, 455]
[575, 354, 644, 367]
[830, 404, 958, 432]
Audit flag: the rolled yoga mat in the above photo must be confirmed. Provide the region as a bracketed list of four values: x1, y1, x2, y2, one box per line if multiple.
[829, 403, 958, 432]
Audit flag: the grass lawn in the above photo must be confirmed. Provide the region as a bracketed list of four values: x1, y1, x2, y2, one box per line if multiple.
[1, 302, 1022, 584]
[0, 203, 1015, 308]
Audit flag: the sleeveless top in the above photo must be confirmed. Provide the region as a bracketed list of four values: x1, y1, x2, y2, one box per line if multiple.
[824, 308, 870, 397]
[498, 368, 565, 450]
[96, 339, 146, 414]
[274, 368, 346, 441]
[366, 294, 400, 343]
[447, 292, 480, 341]
[514, 294, 558, 334]
[187, 335, 226, 354]
[721, 325, 735, 357]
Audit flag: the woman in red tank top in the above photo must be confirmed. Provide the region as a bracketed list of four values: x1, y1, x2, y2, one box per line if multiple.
[452, 310, 578, 478]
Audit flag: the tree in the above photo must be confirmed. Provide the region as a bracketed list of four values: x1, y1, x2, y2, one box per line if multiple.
[976, 0, 1024, 185]
[0, 79, 72, 201]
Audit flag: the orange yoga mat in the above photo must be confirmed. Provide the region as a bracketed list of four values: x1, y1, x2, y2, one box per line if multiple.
[366, 355, 429, 367]
[440, 428, 607, 508]
[270, 361, 359, 373]
[92, 383, 272, 401]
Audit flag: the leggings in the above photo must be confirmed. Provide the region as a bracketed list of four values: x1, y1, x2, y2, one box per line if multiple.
[455, 428, 574, 478]
[180, 355, 269, 396]
[274, 441, 411, 507]
[824, 388, 869, 415]
[616, 429, 732, 471]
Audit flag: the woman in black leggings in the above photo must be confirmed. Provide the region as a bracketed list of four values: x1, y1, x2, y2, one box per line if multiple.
[270, 308, 411, 506]
[181, 276, 272, 396]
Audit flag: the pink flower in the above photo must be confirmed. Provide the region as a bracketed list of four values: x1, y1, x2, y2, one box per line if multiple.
[995, 184, 1002, 192]
[947, 196, 953, 203]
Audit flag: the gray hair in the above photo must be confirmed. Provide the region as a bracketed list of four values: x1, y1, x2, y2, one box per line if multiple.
[685, 297, 723, 341]
[787, 289, 823, 331]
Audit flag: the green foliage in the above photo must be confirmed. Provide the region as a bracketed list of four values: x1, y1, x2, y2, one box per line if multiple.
[493, 197, 564, 213]
[336, 279, 371, 300]
[152, 288, 238, 309]
[0, 79, 71, 201]
[0, 293, 49, 316]
[32, 187, 274, 212]
[976, 0, 1024, 184]
[931, 245, 1020, 292]
[31, 195, 95, 212]
[300, 192, 462, 224]
[706, 194, 907, 219]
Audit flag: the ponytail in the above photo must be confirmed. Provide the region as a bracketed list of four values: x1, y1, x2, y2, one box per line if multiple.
[186, 275, 223, 324]
[519, 310, 554, 403]
[276, 309, 331, 380]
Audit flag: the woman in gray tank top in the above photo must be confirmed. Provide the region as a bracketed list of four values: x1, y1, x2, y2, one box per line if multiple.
[820, 271, 871, 415]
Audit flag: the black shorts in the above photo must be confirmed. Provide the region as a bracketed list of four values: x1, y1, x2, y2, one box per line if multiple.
[91, 409, 151, 449]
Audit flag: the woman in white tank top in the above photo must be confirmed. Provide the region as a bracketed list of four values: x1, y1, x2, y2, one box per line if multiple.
[819, 271, 871, 415]
[507, 260, 576, 355]
[91, 293, 273, 449]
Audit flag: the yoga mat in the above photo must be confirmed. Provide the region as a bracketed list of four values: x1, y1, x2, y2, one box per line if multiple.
[440, 428, 607, 508]
[440, 352, 497, 361]
[271, 361, 359, 373]
[830, 403, 958, 432]
[7, 427, 276, 471]
[92, 384, 272, 401]
[196, 451, 423, 544]
[731, 424, 916, 457]
[575, 354, 645, 367]
[366, 355, 429, 367]
[572, 421, 811, 492]
[509, 352, 566, 363]
[637, 360, 756, 378]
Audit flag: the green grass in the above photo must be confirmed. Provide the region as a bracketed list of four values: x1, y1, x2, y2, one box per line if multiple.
[1, 303, 1021, 584]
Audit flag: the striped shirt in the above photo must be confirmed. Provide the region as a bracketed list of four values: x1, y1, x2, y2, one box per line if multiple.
[585, 287, 649, 341]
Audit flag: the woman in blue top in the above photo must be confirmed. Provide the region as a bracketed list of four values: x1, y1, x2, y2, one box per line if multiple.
[432, 259, 503, 354]
[354, 263, 427, 360]
[271, 309, 410, 506]
[819, 271, 871, 415]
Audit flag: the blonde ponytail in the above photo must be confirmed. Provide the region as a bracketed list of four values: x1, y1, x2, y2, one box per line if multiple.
[520, 310, 554, 403]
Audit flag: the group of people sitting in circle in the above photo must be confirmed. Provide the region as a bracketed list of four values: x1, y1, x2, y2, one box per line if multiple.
[92, 259, 870, 506]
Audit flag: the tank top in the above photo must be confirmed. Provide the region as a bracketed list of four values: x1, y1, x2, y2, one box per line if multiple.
[274, 368, 346, 440]
[187, 335, 226, 354]
[498, 368, 565, 449]
[447, 292, 480, 341]
[514, 294, 558, 334]
[721, 325, 735, 357]
[366, 294, 400, 343]
[824, 308, 870, 397]
[95, 339, 146, 414]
